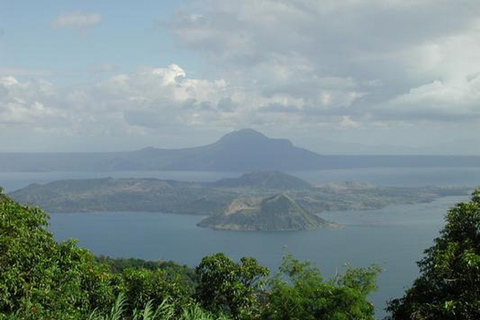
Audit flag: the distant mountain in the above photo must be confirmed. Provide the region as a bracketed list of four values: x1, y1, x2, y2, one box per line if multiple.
[198, 193, 333, 231]
[211, 171, 312, 190]
[0, 129, 325, 172]
[131, 129, 325, 171]
[2, 129, 480, 172]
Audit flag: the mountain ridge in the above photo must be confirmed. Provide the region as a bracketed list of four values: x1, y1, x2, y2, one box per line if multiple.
[2, 129, 480, 172]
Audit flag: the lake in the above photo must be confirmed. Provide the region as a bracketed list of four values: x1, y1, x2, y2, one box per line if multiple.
[2, 167, 480, 192]
[1, 167, 479, 317]
[47, 196, 464, 318]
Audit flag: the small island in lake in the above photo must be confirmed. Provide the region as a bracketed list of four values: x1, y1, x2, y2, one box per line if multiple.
[198, 193, 334, 231]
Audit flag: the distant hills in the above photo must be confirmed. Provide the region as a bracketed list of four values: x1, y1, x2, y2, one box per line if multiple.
[211, 171, 313, 190]
[9, 171, 317, 215]
[9, 171, 471, 231]
[2, 129, 480, 172]
[198, 193, 333, 231]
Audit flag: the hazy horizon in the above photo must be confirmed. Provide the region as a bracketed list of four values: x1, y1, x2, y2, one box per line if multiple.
[2, 1, 480, 155]
[1, 128, 480, 156]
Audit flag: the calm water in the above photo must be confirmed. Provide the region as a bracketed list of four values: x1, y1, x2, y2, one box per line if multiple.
[48, 196, 465, 317]
[1, 168, 478, 317]
[2, 167, 480, 192]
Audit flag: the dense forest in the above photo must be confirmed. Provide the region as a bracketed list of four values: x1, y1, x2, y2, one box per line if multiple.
[1, 187, 480, 319]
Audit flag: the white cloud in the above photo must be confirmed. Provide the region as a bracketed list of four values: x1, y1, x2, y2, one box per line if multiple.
[0, 63, 365, 150]
[170, 0, 480, 125]
[380, 77, 480, 121]
[51, 12, 102, 34]
[0, 77, 62, 125]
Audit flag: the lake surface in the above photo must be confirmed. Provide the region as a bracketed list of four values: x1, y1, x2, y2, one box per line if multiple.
[48, 196, 465, 318]
[1, 168, 479, 317]
[1, 167, 480, 192]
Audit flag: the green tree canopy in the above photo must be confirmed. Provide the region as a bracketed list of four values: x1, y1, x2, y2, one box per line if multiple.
[0, 192, 115, 319]
[387, 190, 480, 320]
[195, 253, 269, 320]
[263, 255, 380, 320]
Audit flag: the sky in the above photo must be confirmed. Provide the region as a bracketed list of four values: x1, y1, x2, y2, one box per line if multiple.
[1, 0, 480, 155]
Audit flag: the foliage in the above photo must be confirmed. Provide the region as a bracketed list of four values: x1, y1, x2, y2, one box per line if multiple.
[0, 194, 115, 319]
[88, 293, 230, 320]
[97, 256, 197, 290]
[263, 255, 380, 320]
[195, 253, 269, 320]
[118, 267, 194, 316]
[387, 190, 480, 320]
[97, 256, 167, 273]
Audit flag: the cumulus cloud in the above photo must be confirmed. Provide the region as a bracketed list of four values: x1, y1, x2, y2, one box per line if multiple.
[0, 65, 233, 146]
[379, 77, 480, 122]
[0, 77, 62, 125]
[170, 0, 480, 125]
[0, 63, 365, 149]
[51, 12, 102, 34]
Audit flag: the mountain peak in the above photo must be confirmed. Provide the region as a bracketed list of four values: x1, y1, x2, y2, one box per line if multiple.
[217, 129, 268, 143]
[266, 192, 294, 203]
[198, 192, 332, 231]
[215, 129, 294, 149]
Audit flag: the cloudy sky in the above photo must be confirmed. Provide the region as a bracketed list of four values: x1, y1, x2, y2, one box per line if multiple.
[1, 0, 480, 154]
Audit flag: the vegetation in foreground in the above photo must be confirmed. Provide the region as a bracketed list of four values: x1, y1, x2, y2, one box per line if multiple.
[2, 188, 480, 319]
[386, 190, 480, 320]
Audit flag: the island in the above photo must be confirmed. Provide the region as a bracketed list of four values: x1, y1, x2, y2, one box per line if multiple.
[198, 193, 335, 231]
[10, 171, 472, 231]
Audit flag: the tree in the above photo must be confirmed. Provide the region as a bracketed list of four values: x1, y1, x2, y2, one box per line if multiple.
[195, 253, 269, 320]
[0, 192, 115, 319]
[387, 190, 480, 320]
[263, 255, 380, 320]
[119, 267, 194, 316]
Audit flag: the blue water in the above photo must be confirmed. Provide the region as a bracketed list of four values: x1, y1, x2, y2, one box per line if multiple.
[1, 167, 480, 192]
[48, 196, 466, 318]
